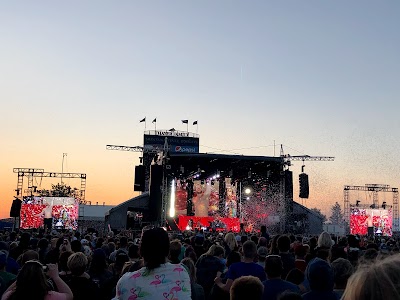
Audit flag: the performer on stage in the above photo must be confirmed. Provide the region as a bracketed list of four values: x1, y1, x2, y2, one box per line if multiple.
[193, 181, 211, 217]
[36, 200, 54, 231]
[225, 186, 237, 218]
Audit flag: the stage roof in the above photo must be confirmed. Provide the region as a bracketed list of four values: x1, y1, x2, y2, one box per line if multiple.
[164, 152, 283, 181]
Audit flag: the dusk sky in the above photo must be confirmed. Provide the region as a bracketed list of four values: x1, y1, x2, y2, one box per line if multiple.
[1, 1, 400, 219]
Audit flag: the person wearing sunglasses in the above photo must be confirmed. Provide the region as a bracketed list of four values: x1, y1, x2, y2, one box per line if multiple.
[1, 260, 73, 300]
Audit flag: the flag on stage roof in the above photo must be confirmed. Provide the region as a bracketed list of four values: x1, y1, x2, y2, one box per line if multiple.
[152, 118, 157, 123]
[193, 120, 198, 125]
[139, 117, 146, 123]
[182, 120, 188, 124]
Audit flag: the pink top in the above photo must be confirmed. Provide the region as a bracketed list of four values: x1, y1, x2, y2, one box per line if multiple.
[2, 291, 67, 300]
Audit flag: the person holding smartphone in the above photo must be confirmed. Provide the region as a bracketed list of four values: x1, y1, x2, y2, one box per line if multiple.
[1, 261, 73, 300]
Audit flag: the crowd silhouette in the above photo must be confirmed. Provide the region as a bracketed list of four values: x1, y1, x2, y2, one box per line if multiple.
[1, 226, 400, 300]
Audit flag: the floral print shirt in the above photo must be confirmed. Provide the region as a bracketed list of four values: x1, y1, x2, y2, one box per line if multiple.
[113, 263, 192, 300]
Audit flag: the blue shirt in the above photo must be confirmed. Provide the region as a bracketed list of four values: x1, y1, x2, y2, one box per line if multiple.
[226, 262, 267, 282]
[262, 278, 300, 300]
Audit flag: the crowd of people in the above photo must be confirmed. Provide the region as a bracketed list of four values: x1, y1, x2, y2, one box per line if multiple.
[1, 225, 400, 300]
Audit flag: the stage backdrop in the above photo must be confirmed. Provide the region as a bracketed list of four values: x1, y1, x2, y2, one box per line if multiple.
[20, 197, 79, 230]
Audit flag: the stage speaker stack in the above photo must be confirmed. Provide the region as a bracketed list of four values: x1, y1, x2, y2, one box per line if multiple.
[10, 198, 22, 218]
[148, 165, 163, 222]
[299, 173, 309, 199]
[134, 165, 146, 192]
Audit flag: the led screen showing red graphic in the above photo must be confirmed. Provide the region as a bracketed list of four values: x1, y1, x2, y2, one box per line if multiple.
[20, 197, 79, 230]
[178, 216, 240, 232]
[175, 178, 237, 217]
[350, 208, 392, 236]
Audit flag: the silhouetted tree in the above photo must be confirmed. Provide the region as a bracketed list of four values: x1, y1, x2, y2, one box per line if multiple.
[310, 207, 327, 222]
[37, 183, 79, 198]
[329, 202, 344, 225]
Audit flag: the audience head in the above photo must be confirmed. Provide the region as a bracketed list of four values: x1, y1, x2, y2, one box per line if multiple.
[277, 235, 291, 253]
[285, 268, 305, 285]
[89, 249, 107, 273]
[181, 257, 196, 283]
[329, 245, 348, 262]
[257, 247, 268, 261]
[119, 236, 128, 248]
[230, 275, 263, 300]
[38, 238, 49, 251]
[317, 231, 333, 249]
[59, 251, 73, 272]
[227, 251, 241, 267]
[71, 240, 82, 253]
[265, 255, 283, 279]
[67, 252, 88, 276]
[342, 255, 400, 300]
[169, 239, 182, 262]
[213, 245, 225, 258]
[294, 244, 307, 259]
[331, 258, 354, 290]
[20, 250, 39, 266]
[140, 227, 169, 270]
[128, 244, 140, 260]
[278, 291, 303, 300]
[225, 232, 238, 251]
[242, 241, 257, 259]
[260, 225, 267, 234]
[13, 260, 50, 299]
[306, 258, 334, 292]
[258, 237, 268, 247]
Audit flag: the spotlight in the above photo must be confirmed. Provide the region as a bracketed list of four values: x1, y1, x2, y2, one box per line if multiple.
[382, 202, 387, 209]
[356, 200, 360, 207]
[244, 188, 251, 195]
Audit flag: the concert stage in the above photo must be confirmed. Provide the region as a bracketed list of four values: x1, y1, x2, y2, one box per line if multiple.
[156, 152, 290, 232]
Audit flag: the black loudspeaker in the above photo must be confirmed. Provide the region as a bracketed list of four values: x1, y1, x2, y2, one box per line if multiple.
[134, 165, 146, 192]
[10, 199, 22, 218]
[148, 165, 163, 222]
[367, 227, 374, 236]
[299, 173, 309, 199]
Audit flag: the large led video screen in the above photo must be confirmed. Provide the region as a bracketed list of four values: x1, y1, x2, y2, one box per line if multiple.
[350, 207, 392, 236]
[174, 178, 238, 218]
[20, 197, 79, 230]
